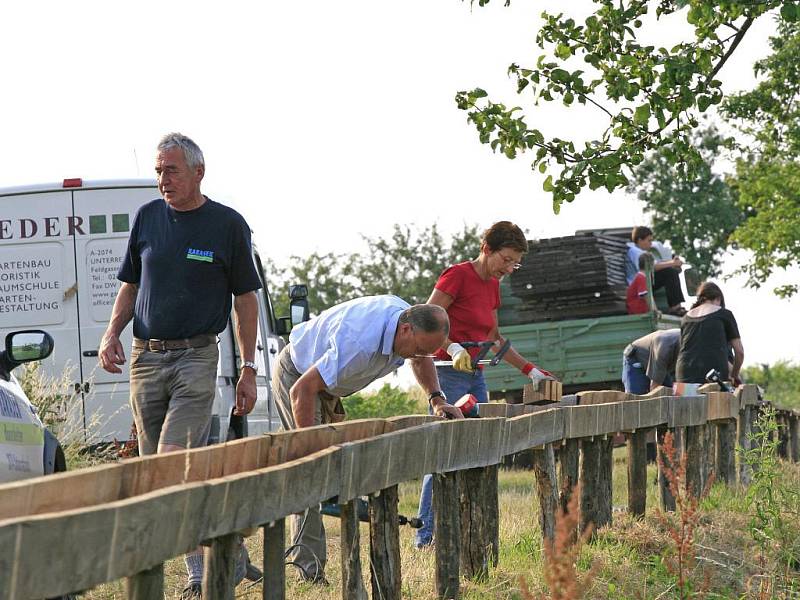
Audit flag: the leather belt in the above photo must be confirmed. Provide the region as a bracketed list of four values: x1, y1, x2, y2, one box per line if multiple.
[133, 334, 217, 352]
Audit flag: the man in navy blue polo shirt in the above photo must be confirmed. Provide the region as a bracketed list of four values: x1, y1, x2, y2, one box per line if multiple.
[99, 133, 261, 599]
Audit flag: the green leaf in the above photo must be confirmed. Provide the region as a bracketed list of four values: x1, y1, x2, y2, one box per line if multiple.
[472, 88, 488, 98]
[781, 2, 798, 22]
[634, 104, 650, 126]
[542, 175, 554, 192]
[538, 161, 547, 173]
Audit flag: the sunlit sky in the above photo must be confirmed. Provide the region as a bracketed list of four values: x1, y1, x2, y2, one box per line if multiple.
[0, 2, 794, 367]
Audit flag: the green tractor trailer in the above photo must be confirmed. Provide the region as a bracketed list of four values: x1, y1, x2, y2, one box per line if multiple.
[485, 230, 684, 402]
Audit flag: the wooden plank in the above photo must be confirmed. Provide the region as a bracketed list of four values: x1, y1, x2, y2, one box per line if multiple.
[669, 395, 708, 428]
[458, 466, 499, 580]
[433, 471, 460, 600]
[0, 446, 342, 599]
[340, 502, 367, 600]
[436, 418, 505, 474]
[715, 420, 737, 486]
[532, 444, 559, 543]
[620, 397, 670, 432]
[503, 408, 564, 456]
[126, 563, 164, 600]
[383, 415, 438, 431]
[203, 533, 237, 600]
[576, 390, 631, 405]
[522, 380, 563, 404]
[627, 429, 648, 517]
[368, 486, 401, 600]
[263, 519, 286, 600]
[706, 391, 738, 422]
[477, 402, 529, 418]
[337, 423, 440, 502]
[564, 403, 623, 439]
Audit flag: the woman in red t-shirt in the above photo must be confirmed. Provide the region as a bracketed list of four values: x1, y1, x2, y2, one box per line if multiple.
[415, 220, 558, 547]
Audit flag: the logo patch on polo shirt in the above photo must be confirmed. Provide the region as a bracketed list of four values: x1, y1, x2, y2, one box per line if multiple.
[186, 248, 214, 262]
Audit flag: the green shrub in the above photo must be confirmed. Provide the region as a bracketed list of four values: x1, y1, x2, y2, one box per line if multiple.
[342, 383, 422, 420]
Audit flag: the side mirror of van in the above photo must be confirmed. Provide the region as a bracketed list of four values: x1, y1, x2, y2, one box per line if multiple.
[288, 284, 310, 326]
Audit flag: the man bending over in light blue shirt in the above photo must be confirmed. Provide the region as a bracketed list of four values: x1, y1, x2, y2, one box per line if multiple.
[271, 295, 462, 583]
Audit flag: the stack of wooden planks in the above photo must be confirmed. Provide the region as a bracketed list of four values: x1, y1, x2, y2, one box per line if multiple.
[506, 232, 629, 322]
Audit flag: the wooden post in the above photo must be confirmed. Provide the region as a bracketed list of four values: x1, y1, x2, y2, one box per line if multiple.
[459, 465, 500, 580]
[532, 443, 559, 543]
[657, 427, 676, 512]
[126, 563, 164, 599]
[627, 429, 648, 518]
[750, 407, 762, 475]
[777, 413, 790, 459]
[738, 406, 752, 486]
[559, 439, 579, 502]
[685, 424, 713, 497]
[368, 486, 401, 600]
[433, 471, 460, 600]
[558, 438, 580, 545]
[579, 436, 613, 536]
[685, 424, 702, 496]
[790, 415, 800, 463]
[203, 533, 238, 600]
[715, 420, 737, 486]
[263, 519, 286, 600]
[340, 501, 367, 600]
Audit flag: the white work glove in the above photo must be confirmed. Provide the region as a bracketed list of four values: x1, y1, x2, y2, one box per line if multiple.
[528, 366, 556, 391]
[447, 342, 473, 373]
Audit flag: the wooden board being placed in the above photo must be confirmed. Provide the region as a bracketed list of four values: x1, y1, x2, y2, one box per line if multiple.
[577, 390, 632, 405]
[522, 380, 563, 404]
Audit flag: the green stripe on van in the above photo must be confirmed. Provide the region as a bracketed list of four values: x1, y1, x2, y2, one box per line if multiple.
[186, 254, 213, 263]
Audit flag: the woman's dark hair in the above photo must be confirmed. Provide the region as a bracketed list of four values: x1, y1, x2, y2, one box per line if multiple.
[631, 226, 653, 243]
[692, 281, 725, 309]
[481, 221, 528, 253]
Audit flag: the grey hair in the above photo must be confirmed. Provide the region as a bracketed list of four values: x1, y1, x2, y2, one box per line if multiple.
[398, 304, 449, 337]
[157, 133, 205, 169]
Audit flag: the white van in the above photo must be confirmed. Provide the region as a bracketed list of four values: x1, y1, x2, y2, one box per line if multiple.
[0, 179, 296, 446]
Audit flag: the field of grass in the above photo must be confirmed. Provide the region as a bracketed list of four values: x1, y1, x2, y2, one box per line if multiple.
[81, 449, 800, 599]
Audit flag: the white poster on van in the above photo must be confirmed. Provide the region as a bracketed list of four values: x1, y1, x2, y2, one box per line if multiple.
[0, 243, 63, 327]
[86, 238, 127, 322]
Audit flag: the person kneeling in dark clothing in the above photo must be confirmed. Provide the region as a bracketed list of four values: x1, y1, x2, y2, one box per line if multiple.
[625, 226, 686, 316]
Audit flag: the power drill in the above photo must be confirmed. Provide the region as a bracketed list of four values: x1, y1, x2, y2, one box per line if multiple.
[705, 368, 732, 392]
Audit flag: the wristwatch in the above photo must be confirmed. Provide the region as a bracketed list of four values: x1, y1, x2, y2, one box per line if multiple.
[241, 360, 258, 374]
[428, 390, 446, 405]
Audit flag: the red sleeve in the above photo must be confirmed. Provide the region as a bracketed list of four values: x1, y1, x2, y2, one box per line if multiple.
[434, 263, 466, 299]
[493, 278, 501, 310]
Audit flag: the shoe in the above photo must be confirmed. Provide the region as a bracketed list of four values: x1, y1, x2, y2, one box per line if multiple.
[667, 306, 687, 317]
[296, 570, 329, 586]
[244, 560, 263, 582]
[180, 583, 202, 600]
[414, 537, 433, 550]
